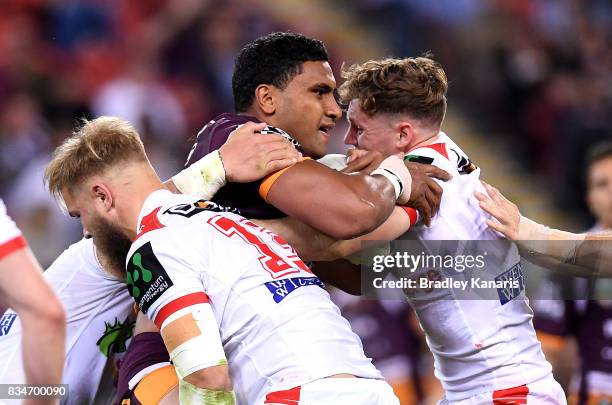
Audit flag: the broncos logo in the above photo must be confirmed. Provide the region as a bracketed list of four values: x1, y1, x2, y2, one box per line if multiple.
[96, 317, 135, 357]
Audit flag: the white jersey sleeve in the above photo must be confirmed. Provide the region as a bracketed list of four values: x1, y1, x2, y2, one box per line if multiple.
[126, 226, 227, 368]
[0, 199, 26, 259]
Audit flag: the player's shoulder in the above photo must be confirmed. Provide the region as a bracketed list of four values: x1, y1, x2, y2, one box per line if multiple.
[201, 113, 256, 147]
[406, 132, 478, 177]
[45, 237, 121, 290]
[132, 191, 239, 252]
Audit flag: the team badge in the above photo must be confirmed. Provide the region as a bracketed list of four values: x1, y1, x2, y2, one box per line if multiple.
[96, 317, 135, 357]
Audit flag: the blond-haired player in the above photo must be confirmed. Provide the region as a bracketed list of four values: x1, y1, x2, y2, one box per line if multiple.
[44, 116, 401, 404]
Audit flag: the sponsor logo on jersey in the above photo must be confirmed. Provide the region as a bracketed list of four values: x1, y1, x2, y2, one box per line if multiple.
[164, 200, 239, 218]
[96, 316, 135, 357]
[0, 313, 17, 336]
[264, 276, 325, 303]
[496, 263, 525, 305]
[127, 242, 174, 313]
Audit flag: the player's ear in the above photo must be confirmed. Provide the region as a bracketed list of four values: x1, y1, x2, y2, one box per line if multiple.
[396, 121, 413, 151]
[92, 183, 114, 212]
[254, 84, 276, 115]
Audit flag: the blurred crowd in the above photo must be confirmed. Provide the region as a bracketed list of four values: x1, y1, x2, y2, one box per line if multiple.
[1, 1, 610, 404]
[0, 0, 313, 265]
[2, 0, 610, 263]
[351, 0, 612, 216]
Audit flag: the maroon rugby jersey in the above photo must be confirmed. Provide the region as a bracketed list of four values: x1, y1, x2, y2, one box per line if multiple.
[533, 277, 612, 404]
[184, 113, 305, 219]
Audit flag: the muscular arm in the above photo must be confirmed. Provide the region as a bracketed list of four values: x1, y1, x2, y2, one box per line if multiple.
[0, 246, 65, 400]
[132, 237, 235, 403]
[255, 206, 412, 261]
[265, 159, 398, 240]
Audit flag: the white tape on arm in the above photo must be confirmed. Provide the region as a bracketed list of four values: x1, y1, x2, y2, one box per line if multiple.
[163, 303, 227, 380]
[172, 150, 227, 199]
[371, 155, 412, 204]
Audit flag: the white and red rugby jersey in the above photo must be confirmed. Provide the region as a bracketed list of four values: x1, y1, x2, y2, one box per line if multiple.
[402, 132, 553, 400]
[127, 189, 382, 404]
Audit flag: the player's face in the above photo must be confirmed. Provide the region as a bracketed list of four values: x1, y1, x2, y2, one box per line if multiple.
[587, 156, 612, 228]
[63, 187, 131, 278]
[88, 215, 132, 279]
[344, 100, 399, 157]
[62, 187, 102, 240]
[272, 61, 341, 158]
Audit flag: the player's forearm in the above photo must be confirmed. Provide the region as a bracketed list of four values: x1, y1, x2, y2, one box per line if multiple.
[20, 304, 65, 389]
[311, 259, 362, 295]
[179, 377, 235, 404]
[0, 249, 66, 388]
[268, 172, 396, 240]
[265, 157, 411, 240]
[327, 206, 412, 259]
[253, 217, 338, 261]
[517, 218, 612, 277]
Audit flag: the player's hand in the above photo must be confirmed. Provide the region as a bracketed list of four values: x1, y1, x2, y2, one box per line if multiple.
[404, 162, 451, 226]
[474, 182, 521, 240]
[341, 149, 385, 174]
[220, 122, 302, 182]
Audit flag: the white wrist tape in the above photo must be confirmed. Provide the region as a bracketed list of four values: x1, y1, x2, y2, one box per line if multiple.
[179, 379, 236, 404]
[371, 155, 412, 204]
[172, 150, 227, 199]
[164, 303, 227, 380]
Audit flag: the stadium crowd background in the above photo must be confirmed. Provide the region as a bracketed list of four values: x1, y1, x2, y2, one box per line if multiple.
[0, 0, 610, 403]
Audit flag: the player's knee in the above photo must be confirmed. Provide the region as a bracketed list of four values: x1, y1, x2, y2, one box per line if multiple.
[184, 365, 232, 391]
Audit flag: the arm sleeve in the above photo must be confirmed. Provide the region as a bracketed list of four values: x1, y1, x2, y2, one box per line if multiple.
[126, 233, 208, 326]
[0, 199, 27, 260]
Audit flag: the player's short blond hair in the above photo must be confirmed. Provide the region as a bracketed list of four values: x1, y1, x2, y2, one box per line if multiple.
[45, 116, 147, 203]
[339, 55, 448, 128]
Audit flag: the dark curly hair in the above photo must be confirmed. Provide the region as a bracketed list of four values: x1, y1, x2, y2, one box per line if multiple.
[232, 32, 329, 112]
[339, 55, 448, 128]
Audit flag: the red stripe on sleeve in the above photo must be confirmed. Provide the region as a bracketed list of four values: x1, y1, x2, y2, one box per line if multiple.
[0, 236, 27, 260]
[154, 292, 210, 329]
[400, 207, 419, 225]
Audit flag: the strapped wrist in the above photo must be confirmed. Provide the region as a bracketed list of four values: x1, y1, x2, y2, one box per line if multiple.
[172, 150, 227, 199]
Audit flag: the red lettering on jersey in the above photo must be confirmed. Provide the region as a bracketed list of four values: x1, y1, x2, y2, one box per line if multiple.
[208, 215, 310, 279]
[136, 207, 165, 240]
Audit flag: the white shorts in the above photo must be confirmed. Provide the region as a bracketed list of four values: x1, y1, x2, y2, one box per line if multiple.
[262, 377, 400, 405]
[438, 376, 567, 405]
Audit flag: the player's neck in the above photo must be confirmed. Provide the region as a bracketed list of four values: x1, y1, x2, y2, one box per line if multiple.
[407, 129, 441, 152]
[114, 166, 165, 240]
